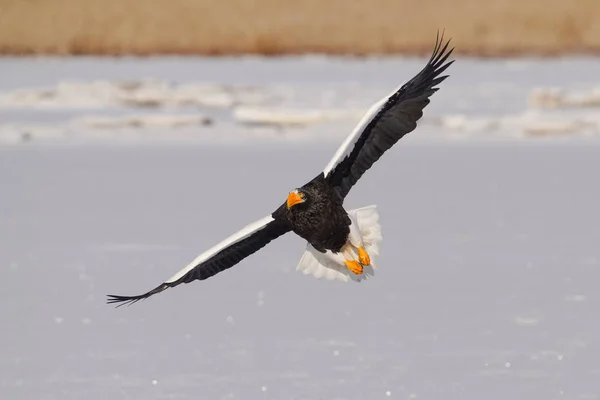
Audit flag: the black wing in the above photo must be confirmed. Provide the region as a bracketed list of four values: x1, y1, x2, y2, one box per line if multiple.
[107, 215, 290, 307]
[324, 31, 454, 199]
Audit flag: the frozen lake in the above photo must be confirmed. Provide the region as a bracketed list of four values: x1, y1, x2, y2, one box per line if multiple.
[1, 55, 600, 144]
[1, 141, 599, 399]
[2, 54, 600, 399]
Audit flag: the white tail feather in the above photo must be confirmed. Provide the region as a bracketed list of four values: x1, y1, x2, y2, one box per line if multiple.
[295, 205, 383, 283]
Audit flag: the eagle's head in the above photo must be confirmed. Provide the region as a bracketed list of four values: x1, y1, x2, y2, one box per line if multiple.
[286, 189, 308, 210]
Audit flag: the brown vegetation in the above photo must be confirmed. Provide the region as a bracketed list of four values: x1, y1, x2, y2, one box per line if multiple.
[1, 0, 599, 56]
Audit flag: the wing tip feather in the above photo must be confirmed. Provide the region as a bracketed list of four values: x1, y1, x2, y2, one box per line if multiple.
[106, 283, 170, 308]
[431, 30, 454, 64]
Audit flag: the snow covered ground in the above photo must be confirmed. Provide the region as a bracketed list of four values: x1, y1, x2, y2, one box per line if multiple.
[1, 141, 599, 400]
[1, 55, 600, 144]
[1, 55, 600, 399]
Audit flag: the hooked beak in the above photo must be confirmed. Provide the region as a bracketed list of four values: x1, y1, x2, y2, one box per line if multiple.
[286, 191, 304, 209]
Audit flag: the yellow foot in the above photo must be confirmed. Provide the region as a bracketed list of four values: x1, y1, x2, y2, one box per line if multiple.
[358, 247, 370, 266]
[344, 260, 363, 275]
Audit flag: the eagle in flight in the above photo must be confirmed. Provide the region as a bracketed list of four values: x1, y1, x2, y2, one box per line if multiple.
[107, 32, 454, 307]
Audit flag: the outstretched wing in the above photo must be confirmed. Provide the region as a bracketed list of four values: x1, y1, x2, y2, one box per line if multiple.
[323, 31, 455, 199]
[107, 215, 290, 307]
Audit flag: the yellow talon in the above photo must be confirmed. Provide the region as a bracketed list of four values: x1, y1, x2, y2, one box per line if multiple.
[358, 247, 370, 266]
[344, 260, 363, 275]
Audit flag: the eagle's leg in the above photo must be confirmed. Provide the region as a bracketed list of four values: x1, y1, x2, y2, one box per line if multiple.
[341, 243, 364, 274]
[346, 223, 371, 267]
[357, 247, 371, 266]
[344, 260, 363, 275]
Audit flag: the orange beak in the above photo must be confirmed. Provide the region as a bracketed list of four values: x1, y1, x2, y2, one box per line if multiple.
[286, 191, 304, 209]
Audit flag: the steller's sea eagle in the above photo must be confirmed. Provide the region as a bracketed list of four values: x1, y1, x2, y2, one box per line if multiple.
[107, 32, 454, 307]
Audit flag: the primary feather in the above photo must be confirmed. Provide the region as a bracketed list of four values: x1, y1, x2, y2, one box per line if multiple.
[324, 31, 454, 199]
[106, 216, 289, 306]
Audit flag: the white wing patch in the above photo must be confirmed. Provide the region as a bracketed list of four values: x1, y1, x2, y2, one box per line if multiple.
[322, 83, 405, 178]
[164, 215, 275, 284]
[295, 205, 383, 283]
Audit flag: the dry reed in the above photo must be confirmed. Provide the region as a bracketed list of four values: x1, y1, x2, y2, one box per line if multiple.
[1, 0, 599, 56]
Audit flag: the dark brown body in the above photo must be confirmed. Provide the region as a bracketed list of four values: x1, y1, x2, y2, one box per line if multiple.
[273, 174, 351, 253]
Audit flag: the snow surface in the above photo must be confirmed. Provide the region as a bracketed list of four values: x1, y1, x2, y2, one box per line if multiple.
[1, 55, 600, 399]
[1, 142, 599, 399]
[1, 55, 600, 144]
